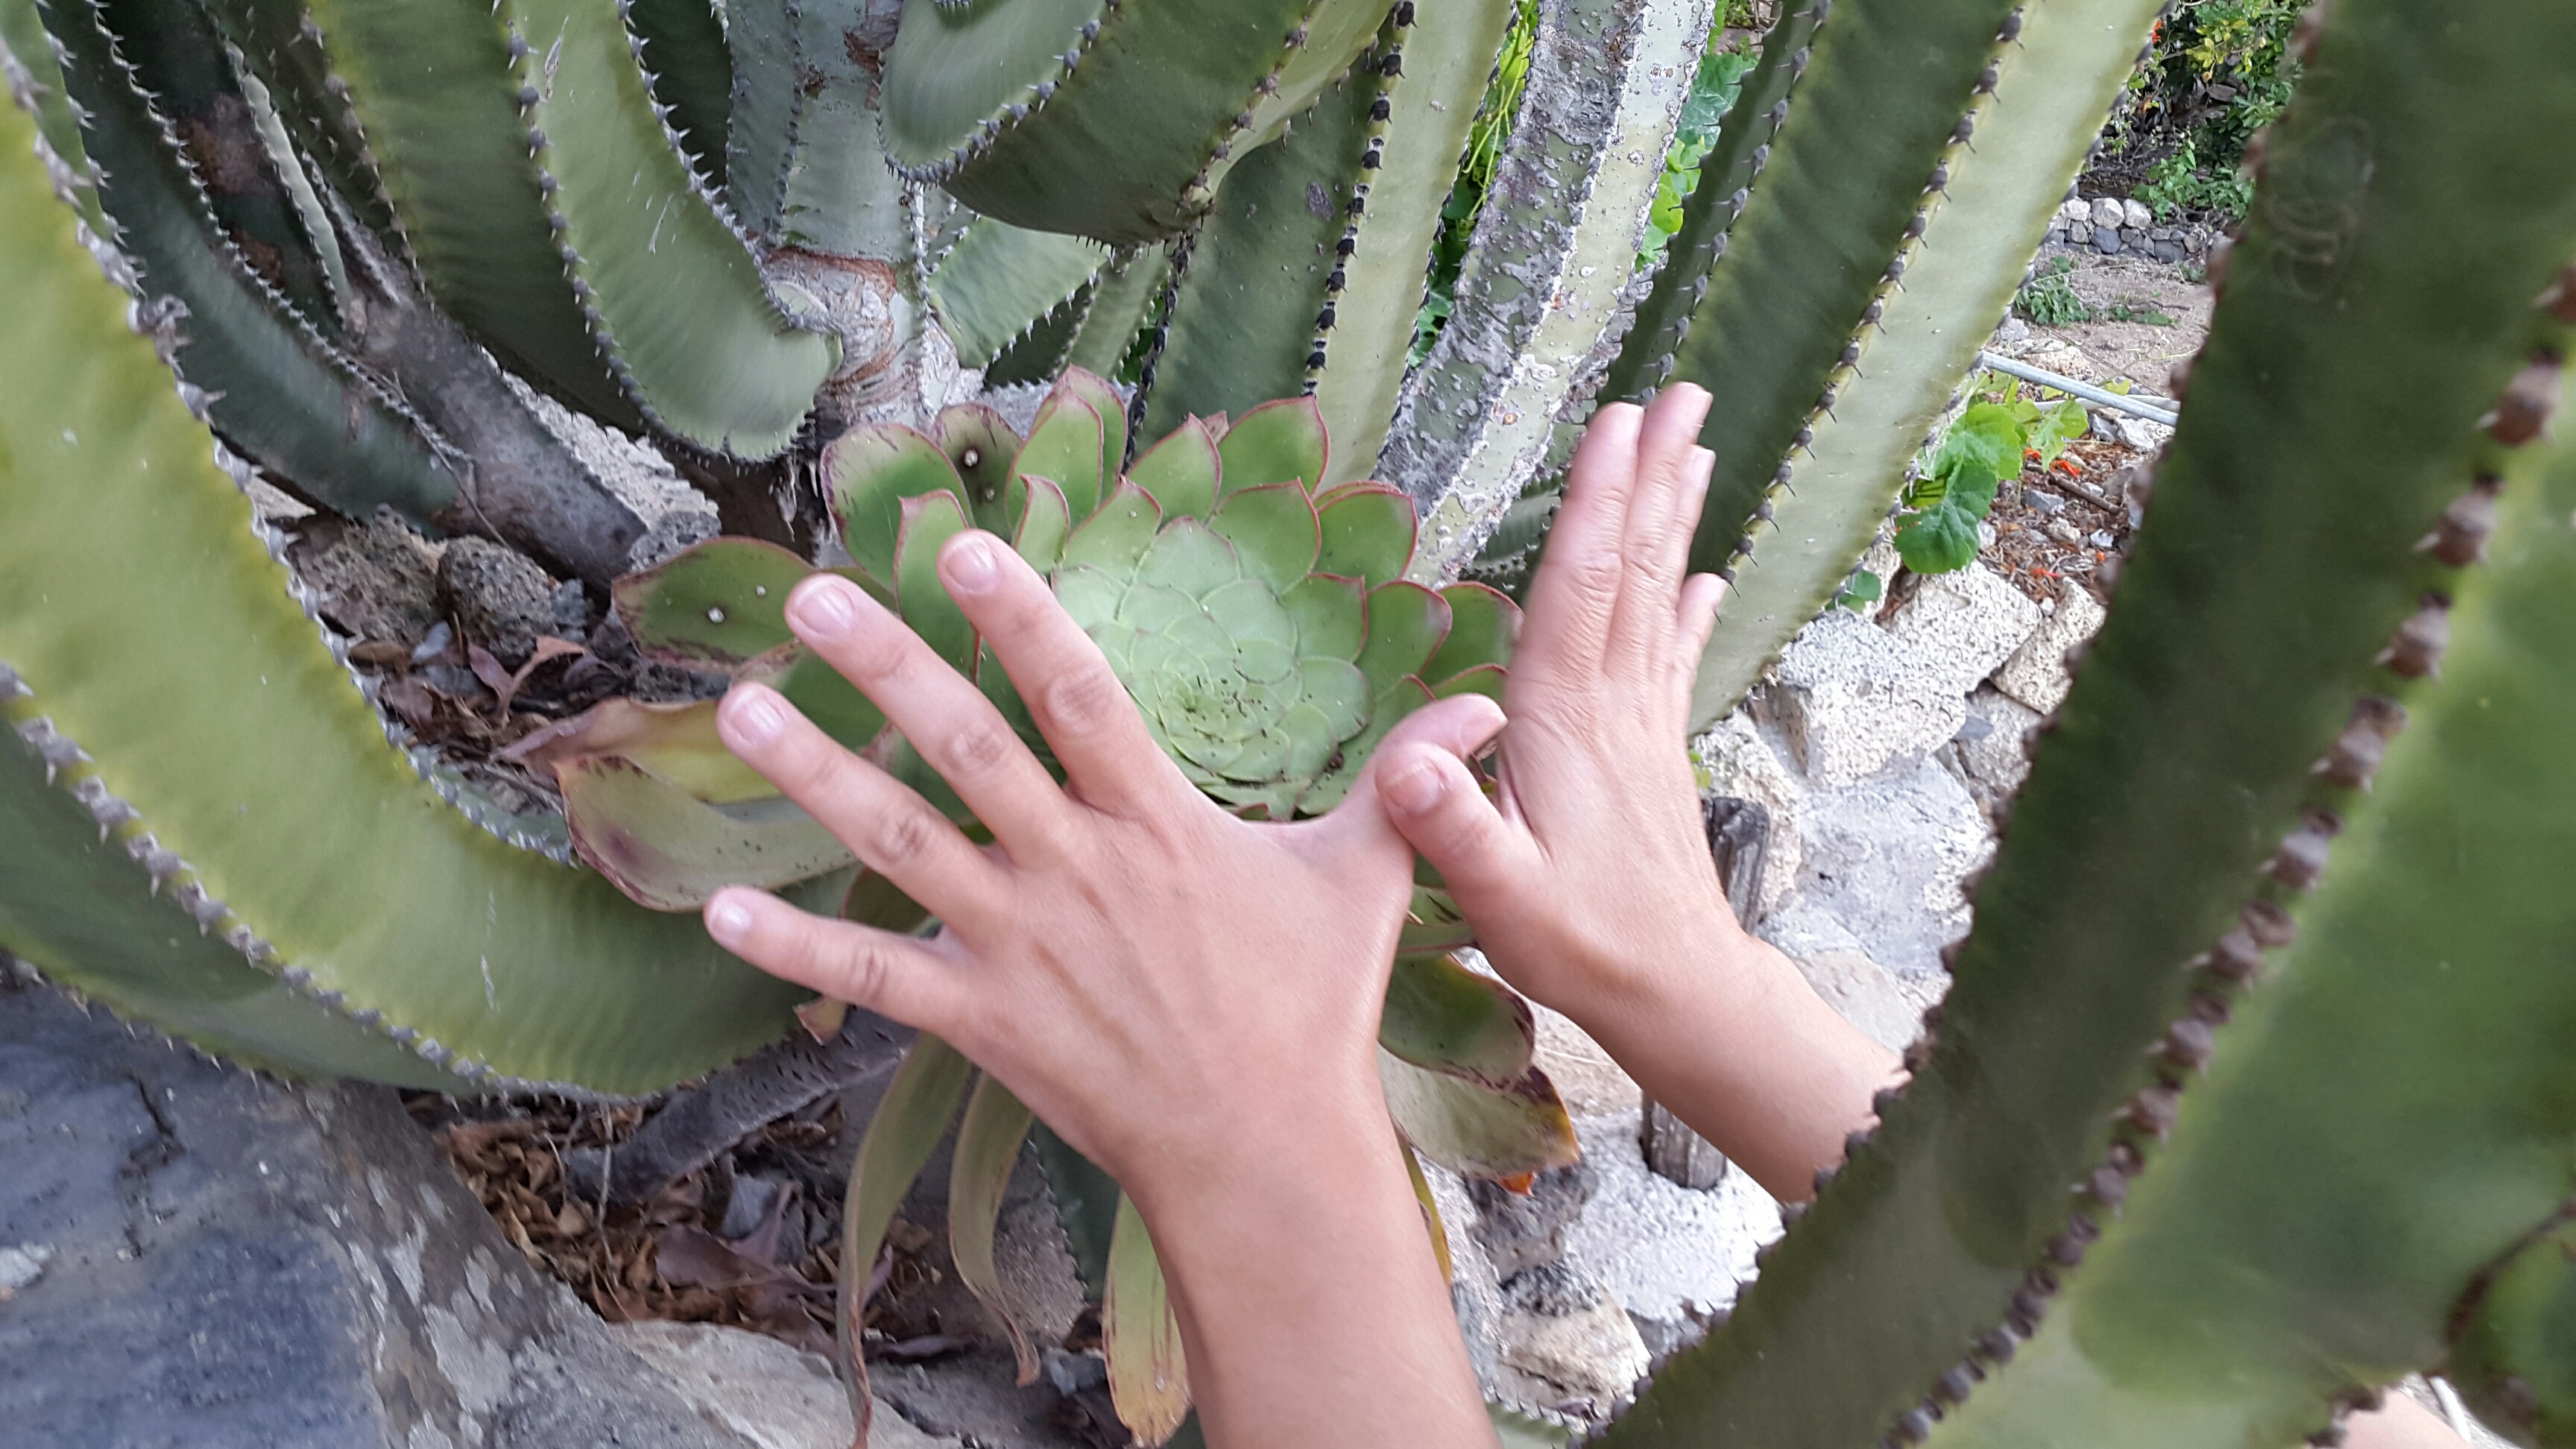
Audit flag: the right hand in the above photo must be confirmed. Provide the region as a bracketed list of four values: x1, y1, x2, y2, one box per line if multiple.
[1374, 385, 1737, 1027]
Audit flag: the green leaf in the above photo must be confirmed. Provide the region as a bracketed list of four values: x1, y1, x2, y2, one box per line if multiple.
[1379, 1048, 1580, 1179]
[1207, 482, 1323, 594]
[1281, 575, 1367, 663]
[1314, 484, 1418, 589]
[896, 491, 978, 674]
[1380, 951, 1538, 1091]
[1892, 499, 1984, 575]
[933, 403, 1026, 534]
[1931, 400, 2026, 490]
[948, 1073, 1041, 1385]
[927, 215, 1109, 368]
[1105, 1193, 1192, 1447]
[1059, 479, 1164, 580]
[1354, 583, 1453, 695]
[825, 425, 973, 585]
[1217, 396, 1330, 495]
[840, 1035, 975, 1443]
[1423, 584, 1521, 686]
[1014, 388, 1109, 523]
[773, 647, 891, 754]
[558, 757, 853, 911]
[1013, 475, 1075, 575]
[1128, 417, 1222, 523]
[503, 698, 772, 804]
[612, 537, 814, 670]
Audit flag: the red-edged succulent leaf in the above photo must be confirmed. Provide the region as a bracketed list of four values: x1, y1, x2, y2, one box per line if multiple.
[1126, 415, 1220, 522]
[1314, 482, 1416, 589]
[1217, 395, 1328, 494]
[895, 491, 978, 673]
[613, 537, 815, 670]
[1059, 479, 1165, 578]
[932, 403, 1023, 534]
[1206, 481, 1321, 593]
[1055, 367, 1128, 492]
[1380, 1048, 1581, 1181]
[502, 697, 771, 804]
[1353, 582, 1453, 695]
[1424, 583, 1521, 685]
[1380, 950, 1540, 1093]
[826, 426, 973, 585]
[1014, 388, 1108, 522]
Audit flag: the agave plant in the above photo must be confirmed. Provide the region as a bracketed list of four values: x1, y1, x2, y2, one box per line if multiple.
[3, 0, 2573, 1442]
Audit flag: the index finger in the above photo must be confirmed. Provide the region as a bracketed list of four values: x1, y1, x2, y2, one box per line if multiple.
[1519, 401, 1645, 670]
[935, 531, 1193, 817]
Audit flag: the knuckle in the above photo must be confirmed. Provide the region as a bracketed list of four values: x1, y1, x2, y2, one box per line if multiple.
[943, 716, 1017, 778]
[1042, 663, 1128, 735]
[874, 803, 944, 868]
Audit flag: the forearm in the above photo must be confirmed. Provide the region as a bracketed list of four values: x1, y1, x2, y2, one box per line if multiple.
[1132, 1099, 1494, 1449]
[1574, 928, 1900, 1203]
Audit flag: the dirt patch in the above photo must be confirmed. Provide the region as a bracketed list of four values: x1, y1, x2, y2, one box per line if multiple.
[2001, 250, 2212, 396]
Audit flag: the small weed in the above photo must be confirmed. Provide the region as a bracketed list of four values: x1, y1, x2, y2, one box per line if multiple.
[2106, 304, 2177, 326]
[2015, 256, 2094, 328]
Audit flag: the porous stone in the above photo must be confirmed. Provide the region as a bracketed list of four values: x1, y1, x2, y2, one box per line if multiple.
[1692, 712, 1806, 920]
[2089, 196, 2127, 230]
[1490, 1265, 1652, 1421]
[289, 510, 446, 646]
[2116, 414, 2175, 450]
[1559, 1111, 1778, 1363]
[2121, 198, 2153, 230]
[1783, 756, 1992, 977]
[612, 1322, 957, 1449]
[1948, 686, 2044, 804]
[629, 508, 723, 573]
[440, 536, 562, 669]
[1993, 584, 2107, 715]
[1767, 611, 1967, 787]
[2057, 196, 2090, 224]
[0, 977, 757, 1448]
[1880, 564, 2043, 698]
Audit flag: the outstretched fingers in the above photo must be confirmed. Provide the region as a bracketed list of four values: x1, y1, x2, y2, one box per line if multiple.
[716, 683, 1006, 924]
[782, 570, 1073, 860]
[1520, 402, 1644, 671]
[706, 887, 970, 1041]
[933, 531, 1190, 818]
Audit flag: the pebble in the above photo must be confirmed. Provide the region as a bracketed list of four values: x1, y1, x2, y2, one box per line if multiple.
[2024, 490, 2066, 517]
[2047, 519, 2083, 546]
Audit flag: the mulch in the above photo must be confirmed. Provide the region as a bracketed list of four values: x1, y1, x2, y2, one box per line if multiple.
[1979, 435, 2147, 610]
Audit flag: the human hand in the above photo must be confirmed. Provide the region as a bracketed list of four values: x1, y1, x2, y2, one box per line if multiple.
[696, 531, 1495, 1205]
[1375, 384, 1734, 1025]
[1375, 385, 1896, 1199]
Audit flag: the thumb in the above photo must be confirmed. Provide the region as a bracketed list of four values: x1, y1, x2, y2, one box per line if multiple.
[1366, 700, 1537, 911]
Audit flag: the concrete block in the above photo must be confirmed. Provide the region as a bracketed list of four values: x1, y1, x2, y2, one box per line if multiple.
[1769, 611, 1967, 786]
[1881, 564, 2042, 698]
[1992, 584, 2107, 715]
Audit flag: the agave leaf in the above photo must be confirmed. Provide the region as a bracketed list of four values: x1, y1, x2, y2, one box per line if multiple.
[557, 756, 854, 911]
[1314, 483, 1417, 590]
[1104, 1193, 1192, 1447]
[2451, 1213, 2576, 1446]
[932, 402, 1025, 534]
[839, 1034, 975, 1448]
[948, 1073, 1042, 1385]
[1216, 396, 1328, 495]
[1206, 482, 1322, 594]
[1015, 387, 1109, 522]
[1381, 1046, 1579, 1180]
[895, 491, 978, 674]
[613, 537, 816, 670]
[1380, 952, 1538, 1092]
[1127, 416, 1221, 523]
[827, 425, 973, 585]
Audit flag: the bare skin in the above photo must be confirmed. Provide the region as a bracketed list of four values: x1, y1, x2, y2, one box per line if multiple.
[701, 533, 1501, 1449]
[707, 383, 2462, 1448]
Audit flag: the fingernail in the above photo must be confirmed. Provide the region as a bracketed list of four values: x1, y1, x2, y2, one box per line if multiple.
[1383, 760, 1446, 815]
[723, 687, 787, 746]
[706, 894, 754, 947]
[945, 534, 999, 594]
[790, 576, 860, 640]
